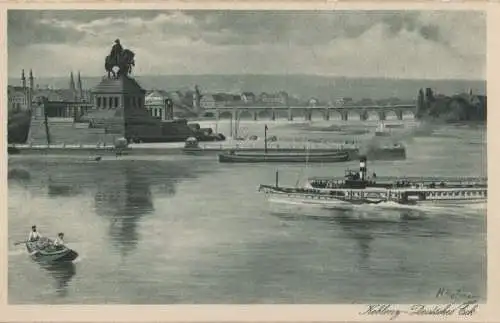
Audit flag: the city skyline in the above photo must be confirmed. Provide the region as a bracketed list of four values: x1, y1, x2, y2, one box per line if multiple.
[8, 10, 486, 80]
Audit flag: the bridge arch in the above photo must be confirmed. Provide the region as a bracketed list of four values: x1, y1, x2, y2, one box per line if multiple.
[384, 110, 398, 120]
[290, 108, 305, 120]
[219, 111, 233, 119]
[257, 109, 273, 120]
[274, 109, 289, 120]
[401, 109, 415, 120]
[238, 110, 253, 120]
[347, 110, 361, 120]
[310, 109, 326, 121]
[328, 109, 342, 120]
[365, 110, 380, 121]
[203, 111, 215, 118]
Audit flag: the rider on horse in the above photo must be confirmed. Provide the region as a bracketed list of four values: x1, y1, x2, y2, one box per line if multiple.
[111, 39, 123, 65]
[105, 39, 135, 78]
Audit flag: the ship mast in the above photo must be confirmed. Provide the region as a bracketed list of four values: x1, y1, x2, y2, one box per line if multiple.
[359, 156, 367, 181]
[264, 124, 268, 153]
[43, 101, 51, 145]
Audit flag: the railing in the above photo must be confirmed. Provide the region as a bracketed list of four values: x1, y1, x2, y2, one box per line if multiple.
[8, 142, 119, 149]
[307, 176, 488, 189]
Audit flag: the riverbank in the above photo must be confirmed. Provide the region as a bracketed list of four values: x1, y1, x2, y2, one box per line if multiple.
[6, 139, 351, 157]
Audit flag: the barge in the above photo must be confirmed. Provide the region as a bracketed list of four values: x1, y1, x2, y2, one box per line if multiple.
[184, 137, 406, 161]
[218, 150, 350, 163]
[258, 157, 487, 207]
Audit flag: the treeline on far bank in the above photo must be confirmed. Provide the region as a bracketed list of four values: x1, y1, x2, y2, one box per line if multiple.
[416, 88, 486, 123]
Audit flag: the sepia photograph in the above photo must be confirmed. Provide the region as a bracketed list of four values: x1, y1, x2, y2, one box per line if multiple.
[5, 6, 488, 314]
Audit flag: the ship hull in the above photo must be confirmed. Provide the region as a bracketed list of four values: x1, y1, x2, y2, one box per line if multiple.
[258, 185, 487, 207]
[185, 146, 406, 161]
[218, 151, 350, 163]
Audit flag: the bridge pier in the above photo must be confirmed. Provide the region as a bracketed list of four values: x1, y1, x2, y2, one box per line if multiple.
[378, 111, 386, 121]
[253, 111, 258, 121]
[396, 110, 403, 120]
[324, 109, 329, 121]
[360, 110, 368, 121]
[288, 108, 293, 121]
[341, 111, 348, 121]
[305, 110, 312, 121]
[271, 109, 276, 121]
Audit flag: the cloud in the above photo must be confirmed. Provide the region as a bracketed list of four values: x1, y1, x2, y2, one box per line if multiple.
[7, 10, 87, 47]
[7, 10, 486, 79]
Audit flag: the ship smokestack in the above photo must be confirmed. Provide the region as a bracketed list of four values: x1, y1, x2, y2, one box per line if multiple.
[359, 156, 367, 181]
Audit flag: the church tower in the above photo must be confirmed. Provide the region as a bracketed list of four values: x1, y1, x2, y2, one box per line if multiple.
[21, 69, 27, 110]
[69, 71, 76, 101]
[28, 69, 34, 111]
[29, 69, 34, 90]
[21, 69, 26, 88]
[77, 71, 83, 102]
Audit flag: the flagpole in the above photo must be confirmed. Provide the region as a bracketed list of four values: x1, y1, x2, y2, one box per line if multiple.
[264, 124, 268, 154]
[229, 113, 233, 138]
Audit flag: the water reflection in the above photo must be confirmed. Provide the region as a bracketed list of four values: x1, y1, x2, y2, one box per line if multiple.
[272, 207, 427, 268]
[93, 160, 200, 257]
[8, 168, 31, 182]
[335, 220, 373, 266]
[94, 165, 154, 257]
[47, 176, 81, 197]
[39, 262, 76, 297]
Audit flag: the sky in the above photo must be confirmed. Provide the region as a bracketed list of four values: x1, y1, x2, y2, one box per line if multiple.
[7, 10, 486, 80]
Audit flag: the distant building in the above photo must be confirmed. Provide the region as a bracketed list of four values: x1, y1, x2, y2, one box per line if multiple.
[8, 69, 33, 112]
[308, 97, 319, 107]
[258, 91, 288, 105]
[470, 94, 486, 107]
[199, 94, 216, 110]
[145, 90, 170, 120]
[241, 92, 256, 103]
[335, 97, 353, 106]
[8, 86, 28, 112]
[34, 99, 93, 119]
[359, 98, 374, 105]
[466, 89, 486, 107]
[9, 69, 91, 115]
[199, 93, 235, 109]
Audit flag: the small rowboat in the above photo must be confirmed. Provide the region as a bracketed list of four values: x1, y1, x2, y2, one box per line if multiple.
[218, 151, 350, 163]
[26, 237, 79, 263]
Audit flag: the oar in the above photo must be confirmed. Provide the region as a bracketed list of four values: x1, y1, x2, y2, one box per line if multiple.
[15, 239, 79, 246]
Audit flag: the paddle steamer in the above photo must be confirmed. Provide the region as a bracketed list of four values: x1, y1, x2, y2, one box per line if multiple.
[258, 157, 487, 206]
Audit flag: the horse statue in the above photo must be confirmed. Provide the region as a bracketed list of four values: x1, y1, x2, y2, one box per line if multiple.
[105, 48, 135, 79]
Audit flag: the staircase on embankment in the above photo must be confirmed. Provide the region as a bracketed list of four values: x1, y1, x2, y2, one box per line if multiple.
[27, 117, 118, 145]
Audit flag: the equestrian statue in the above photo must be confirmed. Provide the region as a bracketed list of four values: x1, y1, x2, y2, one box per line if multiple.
[105, 39, 135, 79]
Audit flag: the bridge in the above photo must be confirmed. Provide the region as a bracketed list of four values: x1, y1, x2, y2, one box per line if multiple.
[202, 104, 417, 121]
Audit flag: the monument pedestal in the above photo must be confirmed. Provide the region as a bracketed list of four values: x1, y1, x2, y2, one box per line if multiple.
[89, 76, 162, 141]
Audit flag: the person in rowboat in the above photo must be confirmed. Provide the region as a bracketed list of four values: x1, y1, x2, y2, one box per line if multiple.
[27, 225, 42, 242]
[53, 233, 65, 249]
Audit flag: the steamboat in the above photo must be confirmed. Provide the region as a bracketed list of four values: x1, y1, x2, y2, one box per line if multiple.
[258, 157, 487, 206]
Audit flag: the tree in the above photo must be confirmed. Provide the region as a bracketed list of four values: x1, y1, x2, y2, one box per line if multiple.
[417, 88, 425, 117]
[425, 88, 434, 104]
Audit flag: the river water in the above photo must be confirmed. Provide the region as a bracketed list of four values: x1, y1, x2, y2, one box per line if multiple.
[7, 120, 487, 304]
